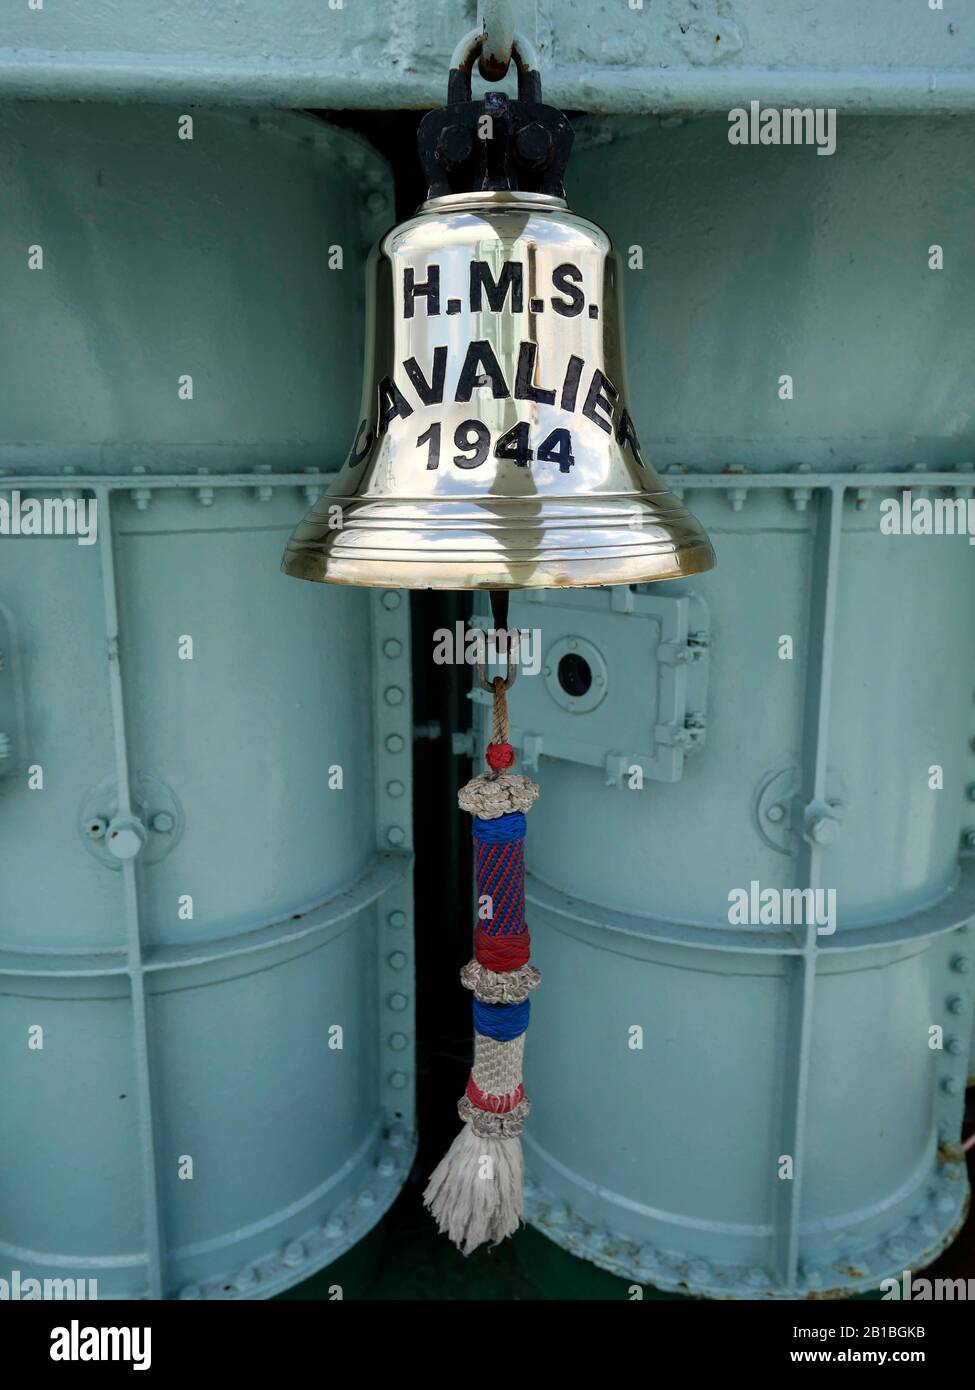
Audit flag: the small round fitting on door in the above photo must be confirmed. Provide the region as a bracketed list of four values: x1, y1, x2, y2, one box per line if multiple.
[543, 636, 608, 713]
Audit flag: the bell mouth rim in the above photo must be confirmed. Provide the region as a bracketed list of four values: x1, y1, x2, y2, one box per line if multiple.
[417, 190, 570, 216]
[281, 538, 716, 591]
[282, 493, 716, 590]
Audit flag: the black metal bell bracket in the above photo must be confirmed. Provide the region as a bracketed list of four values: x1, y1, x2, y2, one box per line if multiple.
[417, 27, 574, 201]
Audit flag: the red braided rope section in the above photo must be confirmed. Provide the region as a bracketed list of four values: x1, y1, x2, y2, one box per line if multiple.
[474, 924, 531, 971]
[465, 1075, 526, 1114]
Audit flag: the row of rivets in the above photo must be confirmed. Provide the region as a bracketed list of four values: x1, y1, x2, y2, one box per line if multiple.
[376, 591, 409, 850]
[382, 729, 406, 840]
[804, 1172, 965, 1290]
[527, 1185, 746, 1294]
[937, 936, 973, 1149]
[373, 586, 414, 1125]
[528, 1167, 966, 1298]
[6, 466, 974, 508]
[174, 1130, 415, 1298]
[0, 471, 329, 508]
[124, 467, 331, 508]
[657, 463, 975, 514]
[0, 466, 334, 509]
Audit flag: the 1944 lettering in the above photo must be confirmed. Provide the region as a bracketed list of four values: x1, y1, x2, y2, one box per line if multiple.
[346, 258, 646, 474]
[417, 420, 575, 472]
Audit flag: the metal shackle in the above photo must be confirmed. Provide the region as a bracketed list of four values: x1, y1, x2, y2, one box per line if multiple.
[448, 26, 542, 106]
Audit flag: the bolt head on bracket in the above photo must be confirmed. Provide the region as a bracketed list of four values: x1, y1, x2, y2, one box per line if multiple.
[79, 773, 184, 869]
[756, 767, 848, 855]
[803, 799, 843, 849]
[105, 816, 147, 861]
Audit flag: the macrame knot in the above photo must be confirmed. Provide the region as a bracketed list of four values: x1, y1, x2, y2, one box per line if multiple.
[486, 741, 515, 771]
[458, 771, 539, 818]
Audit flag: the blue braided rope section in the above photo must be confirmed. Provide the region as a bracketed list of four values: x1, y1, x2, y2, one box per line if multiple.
[472, 812, 526, 844]
[472, 996, 531, 1042]
[474, 813, 526, 938]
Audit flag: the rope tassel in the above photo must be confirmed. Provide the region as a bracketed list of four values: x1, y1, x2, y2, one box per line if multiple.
[424, 666, 539, 1253]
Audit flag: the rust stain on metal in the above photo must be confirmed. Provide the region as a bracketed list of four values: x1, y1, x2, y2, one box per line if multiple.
[948, 1189, 971, 1239]
[937, 1143, 967, 1167]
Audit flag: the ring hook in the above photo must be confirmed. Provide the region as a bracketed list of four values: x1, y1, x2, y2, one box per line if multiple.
[477, 0, 515, 81]
[476, 627, 518, 692]
[448, 27, 541, 104]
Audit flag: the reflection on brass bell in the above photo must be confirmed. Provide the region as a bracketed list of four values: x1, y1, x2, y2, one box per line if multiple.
[282, 35, 715, 590]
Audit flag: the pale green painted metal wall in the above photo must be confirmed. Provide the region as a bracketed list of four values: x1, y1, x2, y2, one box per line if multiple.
[0, 106, 414, 1300]
[470, 111, 975, 1297]
[2, 0, 972, 113]
[1, 0, 974, 1302]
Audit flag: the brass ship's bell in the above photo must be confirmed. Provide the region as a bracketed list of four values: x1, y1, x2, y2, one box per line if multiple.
[283, 34, 715, 590]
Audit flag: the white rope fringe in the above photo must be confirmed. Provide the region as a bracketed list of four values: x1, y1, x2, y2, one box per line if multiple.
[423, 1126, 525, 1254]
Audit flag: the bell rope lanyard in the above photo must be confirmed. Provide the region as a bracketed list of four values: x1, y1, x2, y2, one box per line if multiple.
[424, 588, 541, 1251]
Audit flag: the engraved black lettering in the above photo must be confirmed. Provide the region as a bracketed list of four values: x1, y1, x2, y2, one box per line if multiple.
[417, 422, 441, 470]
[453, 420, 492, 469]
[514, 342, 556, 405]
[470, 260, 524, 314]
[616, 408, 645, 467]
[351, 418, 373, 465]
[551, 263, 585, 317]
[377, 376, 415, 435]
[537, 428, 576, 473]
[560, 354, 585, 412]
[403, 347, 447, 405]
[404, 265, 441, 318]
[495, 422, 533, 468]
[582, 369, 618, 434]
[454, 340, 511, 401]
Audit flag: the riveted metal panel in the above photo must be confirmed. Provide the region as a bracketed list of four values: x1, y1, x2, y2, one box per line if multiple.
[468, 113, 975, 1298]
[0, 106, 414, 1300]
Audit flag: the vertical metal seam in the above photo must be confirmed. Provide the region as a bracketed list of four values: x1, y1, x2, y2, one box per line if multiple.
[95, 486, 165, 1300]
[371, 589, 416, 1135]
[776, 483, 846, 1288]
